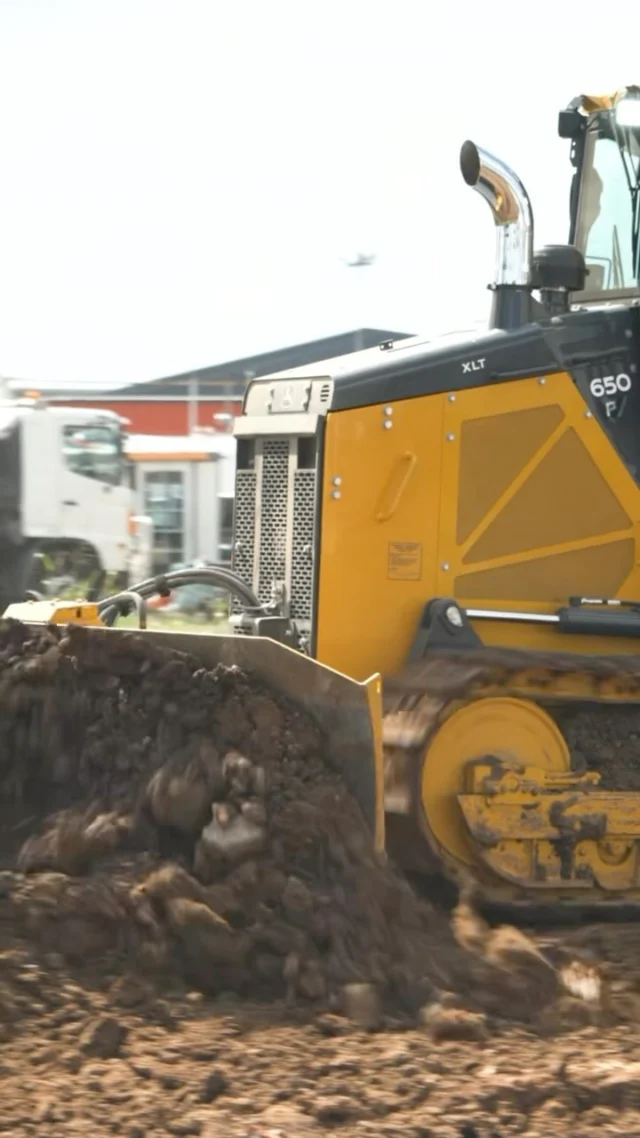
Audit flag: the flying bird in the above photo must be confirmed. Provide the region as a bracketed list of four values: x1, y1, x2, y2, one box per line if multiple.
[343, 253, 376, 268]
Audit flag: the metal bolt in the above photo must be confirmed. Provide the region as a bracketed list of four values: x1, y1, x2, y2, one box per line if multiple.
[383, 420, 393, 430]
[446, 432, 455, 442]
[585, 410, 593, 419]
[332, 476, 342, 486]
[441, 562, 450, 571]
[538, 377, 546, 385]
[448, 394, 456, 402]
[384, 405, 393, 416]
[331, 489, 341, 500]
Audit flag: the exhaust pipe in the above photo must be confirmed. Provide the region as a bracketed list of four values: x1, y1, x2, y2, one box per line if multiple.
[460, 141, 534, 330]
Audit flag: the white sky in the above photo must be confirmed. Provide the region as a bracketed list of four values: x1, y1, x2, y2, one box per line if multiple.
[0, 0, 638, 387]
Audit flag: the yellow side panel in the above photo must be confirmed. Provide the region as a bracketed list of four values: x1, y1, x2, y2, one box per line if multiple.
[464, 427, 632, 563]
[456, 405, 565, 544]
[316, 396, 445, 680]
[441, 371, 640, 607]
[441, 370, 640, 654]
[317, 371, 640, 675]
[459, 541, 635, 602]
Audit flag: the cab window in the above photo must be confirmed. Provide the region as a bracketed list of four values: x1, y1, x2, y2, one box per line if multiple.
[575, 127, 640, 291]
[63, 422, 123, 486]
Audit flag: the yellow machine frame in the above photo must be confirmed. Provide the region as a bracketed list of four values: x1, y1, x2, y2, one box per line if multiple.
[317, 370, 640, 682]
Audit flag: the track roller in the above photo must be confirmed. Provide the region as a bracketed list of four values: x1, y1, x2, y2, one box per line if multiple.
[418, 697, 571, 883]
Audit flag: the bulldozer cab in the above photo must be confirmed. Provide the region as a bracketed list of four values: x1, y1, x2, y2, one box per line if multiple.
[563, 88, 640, 302]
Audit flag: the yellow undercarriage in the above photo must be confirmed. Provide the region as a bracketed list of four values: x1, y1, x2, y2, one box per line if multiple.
[383, 650, 640, 903]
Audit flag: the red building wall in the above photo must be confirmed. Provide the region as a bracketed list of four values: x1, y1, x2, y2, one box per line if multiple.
[55, 399, 241, 435]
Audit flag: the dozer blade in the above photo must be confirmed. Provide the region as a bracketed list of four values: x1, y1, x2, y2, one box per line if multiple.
[26, 624, 386, 853]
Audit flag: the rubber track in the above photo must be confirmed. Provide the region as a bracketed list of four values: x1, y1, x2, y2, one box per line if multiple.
[383, 646, 640, 749]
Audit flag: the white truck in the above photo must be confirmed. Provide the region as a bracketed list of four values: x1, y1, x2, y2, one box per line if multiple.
[0, 394, 134, 605]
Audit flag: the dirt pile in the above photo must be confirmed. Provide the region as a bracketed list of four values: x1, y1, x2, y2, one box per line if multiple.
[0, 618, 601, 1031]
[2, 621, 640, 1133]
[0, 619, 461, 1016]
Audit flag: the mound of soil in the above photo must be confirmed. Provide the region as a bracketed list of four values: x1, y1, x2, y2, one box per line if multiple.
[0, 619, 465, 1013]
[1, 619, 640, 1135]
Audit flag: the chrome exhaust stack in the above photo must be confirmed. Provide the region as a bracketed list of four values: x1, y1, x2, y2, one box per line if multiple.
[460, 140, 534, 329]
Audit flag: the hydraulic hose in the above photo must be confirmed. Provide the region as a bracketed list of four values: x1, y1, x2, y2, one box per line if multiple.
[98, 590, 148, 628]
[97, 565, 263, 627]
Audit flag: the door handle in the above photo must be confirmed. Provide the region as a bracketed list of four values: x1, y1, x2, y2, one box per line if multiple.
[375, 452, 418, 522]
[63, 500, 78, 507]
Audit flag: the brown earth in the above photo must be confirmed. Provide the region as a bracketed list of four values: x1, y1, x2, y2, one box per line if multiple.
[0, 620, 640, 1135]
[4, 928, 640, 1138]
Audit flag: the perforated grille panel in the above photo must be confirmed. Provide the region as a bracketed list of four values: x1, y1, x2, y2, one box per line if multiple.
[290, 470, 316, 620]
[231, 434, 318, 633]
[231, 469, 256, 615]
[257, 440, 290, 604]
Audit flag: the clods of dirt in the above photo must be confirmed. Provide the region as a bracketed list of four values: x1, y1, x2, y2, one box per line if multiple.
[3, 981, 640, 1137]
[0, 620, 506, 1018]
[0, 619, 637, 1135]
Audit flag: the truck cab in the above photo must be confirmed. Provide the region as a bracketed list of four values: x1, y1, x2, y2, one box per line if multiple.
[0, 397, 133, 603]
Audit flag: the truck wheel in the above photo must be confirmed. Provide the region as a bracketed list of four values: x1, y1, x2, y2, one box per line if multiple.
[5, 546, 45, 605]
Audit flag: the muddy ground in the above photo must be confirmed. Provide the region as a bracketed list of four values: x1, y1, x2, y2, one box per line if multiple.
[4, 928, 640, 1138]
[1, 621, 640, 1136]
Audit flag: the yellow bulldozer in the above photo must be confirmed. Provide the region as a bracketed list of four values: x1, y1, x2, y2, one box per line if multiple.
[8, 86, 640, 905]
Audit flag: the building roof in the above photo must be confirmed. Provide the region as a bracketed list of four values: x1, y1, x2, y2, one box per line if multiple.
[9, 329, 413, 400]
[118, 329, 412, 398]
